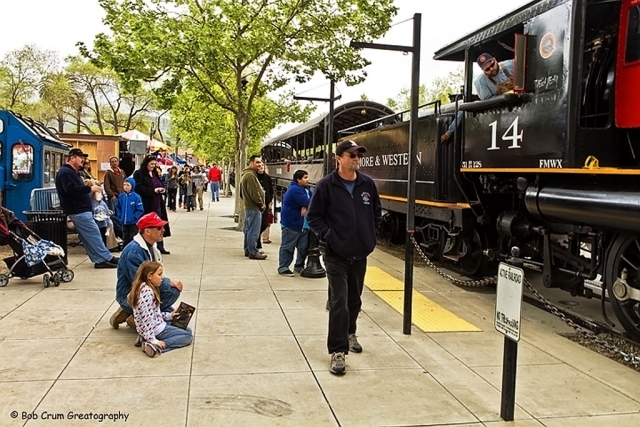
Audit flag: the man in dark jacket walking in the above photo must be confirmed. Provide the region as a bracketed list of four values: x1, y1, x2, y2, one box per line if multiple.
[307, 140, 381, 375]
[55, 148, 119, 269]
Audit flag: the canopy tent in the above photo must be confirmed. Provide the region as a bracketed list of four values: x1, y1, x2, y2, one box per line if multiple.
[148, 138, 173, 151]
[118, 129, 148, 141]
[118, 130, 174, 152]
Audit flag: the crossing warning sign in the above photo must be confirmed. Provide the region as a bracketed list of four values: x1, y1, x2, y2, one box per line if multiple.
[495, 263, 524, 342]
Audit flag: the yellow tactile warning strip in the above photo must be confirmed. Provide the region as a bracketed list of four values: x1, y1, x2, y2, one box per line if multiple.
[365, 266, 482, 333]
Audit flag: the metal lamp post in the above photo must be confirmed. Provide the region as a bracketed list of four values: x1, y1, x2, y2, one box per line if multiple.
[292, 80, 342, 278]
[351, 13, 422, 335]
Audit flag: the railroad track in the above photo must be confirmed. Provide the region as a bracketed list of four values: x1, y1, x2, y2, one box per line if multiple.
[375, 239, 640, 370]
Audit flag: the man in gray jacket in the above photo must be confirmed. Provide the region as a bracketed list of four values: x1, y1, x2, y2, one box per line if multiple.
[239, 155, 267, 259]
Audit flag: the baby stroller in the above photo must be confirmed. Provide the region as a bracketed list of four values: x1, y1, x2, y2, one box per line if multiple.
[0, 207, 74, 288]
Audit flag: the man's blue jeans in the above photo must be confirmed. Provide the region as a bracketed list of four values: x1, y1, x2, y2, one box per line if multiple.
[69, 211, 113, 263]
[446, 110, 465, 135]
[210, 181, 220, 200]
[278, 227, 309, 272]
[243, 209, 262, 256]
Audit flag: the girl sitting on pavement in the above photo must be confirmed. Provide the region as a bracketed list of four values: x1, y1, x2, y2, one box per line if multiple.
[127, 261, 193, 358]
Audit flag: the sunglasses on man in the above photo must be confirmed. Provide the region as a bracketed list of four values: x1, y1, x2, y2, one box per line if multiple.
[483, 60, 497, 73]
[346, 152, 363, 159]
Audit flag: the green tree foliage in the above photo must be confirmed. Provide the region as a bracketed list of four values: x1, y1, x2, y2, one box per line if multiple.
[386, 66, 465, 113]
[66, 57, 155, 134]
[83, 0, 398, 220]
[0, 45, 58, 110]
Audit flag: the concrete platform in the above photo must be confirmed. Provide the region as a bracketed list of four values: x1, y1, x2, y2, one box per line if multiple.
[1, 196, 639, 426]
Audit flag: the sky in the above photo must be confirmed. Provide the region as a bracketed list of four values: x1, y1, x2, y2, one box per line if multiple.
[0, 0, 531, 136]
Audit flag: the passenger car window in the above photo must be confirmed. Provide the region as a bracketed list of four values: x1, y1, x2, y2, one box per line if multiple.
[44, 150, 52, 184]
[12, 143, 34, 181]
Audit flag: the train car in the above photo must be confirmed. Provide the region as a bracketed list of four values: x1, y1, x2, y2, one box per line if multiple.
[0, 111, 71, 220]
[336, 0, 640, 340]
[261, 100, 400, 191]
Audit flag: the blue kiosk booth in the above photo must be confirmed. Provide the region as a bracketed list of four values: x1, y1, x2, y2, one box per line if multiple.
[0, 111, 71, 220]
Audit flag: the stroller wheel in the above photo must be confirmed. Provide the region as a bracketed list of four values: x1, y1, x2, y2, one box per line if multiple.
[52, 273, 61, 287]
[0, 274, 8, 287]
[60, 269, 74, 283]
[43, 274, 50, 288]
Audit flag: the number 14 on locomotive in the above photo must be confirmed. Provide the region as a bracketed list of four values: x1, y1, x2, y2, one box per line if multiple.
[488, 117, 523, 151]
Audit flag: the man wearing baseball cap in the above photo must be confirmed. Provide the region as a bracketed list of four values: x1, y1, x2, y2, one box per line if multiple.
[441, 52, 514, 143]
[55, 148, 119, 268]
[109, 212, 184, 330]
[307, 139, 381, 375]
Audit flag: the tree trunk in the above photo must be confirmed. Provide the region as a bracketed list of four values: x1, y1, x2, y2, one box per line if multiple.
[57, 113, 64, 133]
[234, 113, 249, 230]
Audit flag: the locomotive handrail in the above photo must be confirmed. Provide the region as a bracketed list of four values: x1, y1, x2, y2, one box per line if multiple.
[459, 93, 520, 112]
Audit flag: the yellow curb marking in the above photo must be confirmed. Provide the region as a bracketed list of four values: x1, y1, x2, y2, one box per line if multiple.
[366, 266, 482, 333]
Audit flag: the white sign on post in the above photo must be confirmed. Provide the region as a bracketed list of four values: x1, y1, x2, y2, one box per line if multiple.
[495, 263, 525, 342]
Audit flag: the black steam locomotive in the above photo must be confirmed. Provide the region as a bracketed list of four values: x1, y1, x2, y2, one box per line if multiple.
[262, 0, 640, 340]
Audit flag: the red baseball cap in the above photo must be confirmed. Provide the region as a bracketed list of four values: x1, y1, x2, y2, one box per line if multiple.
[137, 213, 168, 230]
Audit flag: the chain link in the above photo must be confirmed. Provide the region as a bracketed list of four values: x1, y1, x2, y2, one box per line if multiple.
[410, 235, 496, 287]
[409, 235, 640, 366]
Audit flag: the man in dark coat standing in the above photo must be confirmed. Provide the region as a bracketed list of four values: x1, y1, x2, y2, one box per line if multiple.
[55, 148, 119, 268]
[307, 140, 381, 375]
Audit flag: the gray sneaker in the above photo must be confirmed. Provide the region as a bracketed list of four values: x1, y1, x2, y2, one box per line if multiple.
[330, 352, 346, 375]
[349, 334, 363, 353]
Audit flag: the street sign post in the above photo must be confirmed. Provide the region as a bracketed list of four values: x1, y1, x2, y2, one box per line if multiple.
[495, 262, 525, 421]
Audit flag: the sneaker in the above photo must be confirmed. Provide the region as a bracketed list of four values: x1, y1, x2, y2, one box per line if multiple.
[279, 269, 295, 277]
[109, 256, 119, 264]
[109, 307, 129, 329]
[142, 342, 161, 358]
[349, 334, 363, 353]
[94, 261, 117, 269]
[134, 335, 144, 347]
[249, 253, 267, 260]
[244, 252, 249, 257]
[294, 267, 304, 274]
[330, 352, 346, 375]
[126, 315, 136, 330]
[216, 198, 219, 202]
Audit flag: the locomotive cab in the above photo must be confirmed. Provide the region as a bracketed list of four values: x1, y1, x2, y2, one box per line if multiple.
[436, 0, 640, 171]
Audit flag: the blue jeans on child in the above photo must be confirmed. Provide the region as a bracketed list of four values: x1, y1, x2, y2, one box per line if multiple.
[156, 323, 193, 352]
[278, 227, 309, 273]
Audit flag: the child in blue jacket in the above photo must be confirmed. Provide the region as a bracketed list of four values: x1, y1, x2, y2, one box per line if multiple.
[116, 177, 144, 247]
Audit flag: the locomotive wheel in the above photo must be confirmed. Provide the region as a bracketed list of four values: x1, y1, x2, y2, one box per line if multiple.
[459, 229, 488, 277]
[605, 234, 640, 341]
[379, 213, 405, 245]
